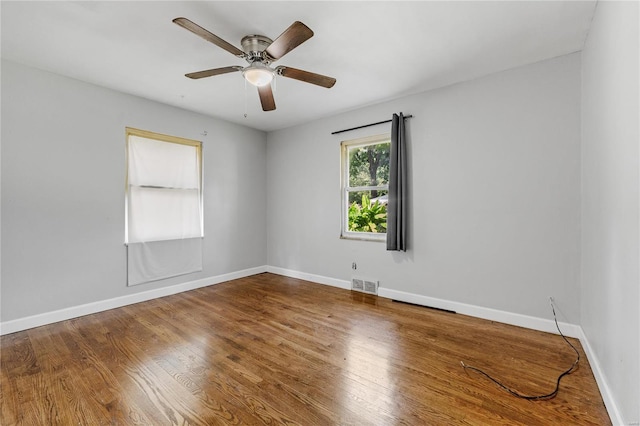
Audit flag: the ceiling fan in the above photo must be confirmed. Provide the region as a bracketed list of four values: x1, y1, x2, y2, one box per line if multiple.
[173, 17, 336, 112]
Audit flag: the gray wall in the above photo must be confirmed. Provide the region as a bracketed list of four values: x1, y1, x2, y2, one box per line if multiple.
[581, 1, 639, 424]
[267, 53, 582, 323]
[1, 59, 267, 322]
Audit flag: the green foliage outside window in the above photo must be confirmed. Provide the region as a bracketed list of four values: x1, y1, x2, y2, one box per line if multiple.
[348, 193, 387, 233]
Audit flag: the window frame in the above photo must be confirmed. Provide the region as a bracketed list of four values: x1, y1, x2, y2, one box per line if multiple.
[340, 133, 390, 242]
[124, 127, 203, 245]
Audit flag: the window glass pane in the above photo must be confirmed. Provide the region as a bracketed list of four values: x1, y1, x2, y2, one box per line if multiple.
[346, 189, 388, 234]
[348, 142, 390, 187]
[348, 189, 388, 205]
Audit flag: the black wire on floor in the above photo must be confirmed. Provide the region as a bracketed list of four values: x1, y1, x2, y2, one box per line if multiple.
[460, 298, 580, 400]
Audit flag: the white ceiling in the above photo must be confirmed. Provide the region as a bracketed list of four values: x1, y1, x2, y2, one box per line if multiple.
[1, 1, 596, 132]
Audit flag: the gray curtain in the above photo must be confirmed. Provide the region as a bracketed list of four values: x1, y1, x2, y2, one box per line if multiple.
[387, 113, 407, 251]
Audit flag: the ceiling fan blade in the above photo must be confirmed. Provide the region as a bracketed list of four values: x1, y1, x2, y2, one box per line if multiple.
[173, 17, 245, 58]
[277, 66, 336, 88]
[257, 85, 276, 111]
[265, 21, 313, 61]
[185, 66, 242, 79]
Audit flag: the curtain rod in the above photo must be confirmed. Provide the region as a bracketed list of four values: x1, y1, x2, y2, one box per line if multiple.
[331, 114, 413, 135]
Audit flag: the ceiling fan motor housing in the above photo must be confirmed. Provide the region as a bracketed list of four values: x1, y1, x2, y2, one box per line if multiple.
[241, 35, 273, 62]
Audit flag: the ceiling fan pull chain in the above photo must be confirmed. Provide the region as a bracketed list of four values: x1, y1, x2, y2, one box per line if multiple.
[244, 78, 248, 118]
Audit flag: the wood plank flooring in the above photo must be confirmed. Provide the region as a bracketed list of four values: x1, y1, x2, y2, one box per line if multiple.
[1, 273, 610, 425]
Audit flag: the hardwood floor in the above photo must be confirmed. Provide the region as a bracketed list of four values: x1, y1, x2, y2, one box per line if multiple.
[1, 273, 610, 425]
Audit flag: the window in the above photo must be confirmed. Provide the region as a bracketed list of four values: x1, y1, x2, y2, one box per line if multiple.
[125, 128, 203, 244]
[341, 134, 390, 241]
[125, 127, 203, 286]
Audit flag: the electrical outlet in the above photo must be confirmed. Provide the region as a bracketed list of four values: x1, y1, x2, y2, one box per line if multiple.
[352, 262, 357, 270]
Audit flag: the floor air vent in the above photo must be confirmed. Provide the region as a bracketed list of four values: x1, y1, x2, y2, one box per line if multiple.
[352, 278, 378, 295]
[363, 280, 378, 294]
[351, 278, 364, 291]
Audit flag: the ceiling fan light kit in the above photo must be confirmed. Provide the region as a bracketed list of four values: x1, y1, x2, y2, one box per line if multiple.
[173, 17, 336, 111]
[242, 62, 274, 87]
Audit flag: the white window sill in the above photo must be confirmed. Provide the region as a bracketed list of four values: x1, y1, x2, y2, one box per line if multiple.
[340, 233, 387, 242]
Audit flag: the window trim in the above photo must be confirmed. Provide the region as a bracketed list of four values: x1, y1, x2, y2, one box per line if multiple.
[125, 127, 203, 245]
[340, 133, 390, 242]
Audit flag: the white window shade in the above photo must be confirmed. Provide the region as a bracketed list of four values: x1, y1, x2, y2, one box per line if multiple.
[125, 128, 203, 286]
[128, 135, 200, 189]
[127, 238, 203, 286]
[126, 133, 202, 244]
[128, 187, 201, 242]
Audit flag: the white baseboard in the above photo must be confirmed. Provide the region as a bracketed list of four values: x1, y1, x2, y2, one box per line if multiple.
[577, 328, 626, 426]
[266, 266, 351, 290]
[0, 265, 267, 336]
[378, 287, 582, 338]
